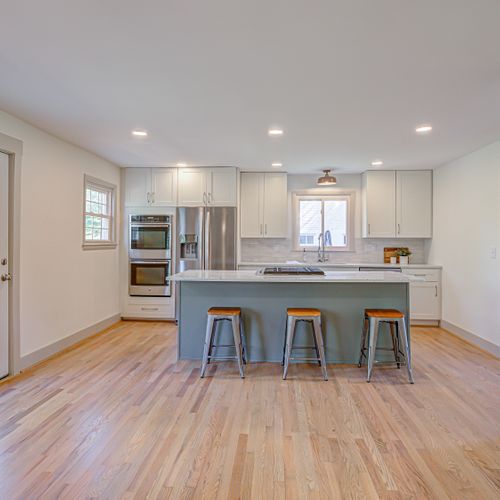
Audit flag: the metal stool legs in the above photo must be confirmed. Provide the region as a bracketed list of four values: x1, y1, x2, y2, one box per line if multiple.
[283, 314, 328, 381]
[201, 313, 245, 379]
[359, 313, 414, 384]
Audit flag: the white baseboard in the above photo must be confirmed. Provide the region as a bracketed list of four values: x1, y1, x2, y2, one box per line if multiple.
[20, 314, 121, 370]
[440, 320, 500, 358]
[411, 319, 440, 326]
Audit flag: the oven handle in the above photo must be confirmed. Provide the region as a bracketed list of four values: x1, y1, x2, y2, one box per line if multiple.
[130, 224, 171, 228]
[130, 260, 170, 265]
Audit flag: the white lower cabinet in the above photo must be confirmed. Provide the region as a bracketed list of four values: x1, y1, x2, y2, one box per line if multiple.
[402, 267, 441, 324]
[122, 300, 175, 320]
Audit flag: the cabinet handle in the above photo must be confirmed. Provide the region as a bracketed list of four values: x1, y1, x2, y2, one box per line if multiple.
[203, 192, 207, 205]
[260, 224, 263, 235]
[435, 285, 438, 297]
[151, 192, 155, 204]
[265, 224, 267, 235]
[146, 192, 150, 204]
[141, 307, 159, 311]
[208, 192, 212, 204]
[368, 223, 371, 235]
[398, 223, 400, 234]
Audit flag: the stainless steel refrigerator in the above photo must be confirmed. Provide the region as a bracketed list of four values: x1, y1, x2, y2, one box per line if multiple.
[176, 207, 236, 272]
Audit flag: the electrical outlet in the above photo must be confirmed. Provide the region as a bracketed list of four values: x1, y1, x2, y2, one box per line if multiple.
[490, 247, 497, 259]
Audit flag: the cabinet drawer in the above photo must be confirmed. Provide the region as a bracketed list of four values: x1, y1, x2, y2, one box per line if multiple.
[402, 268, 440, 282]
[123, 303, 174, 319]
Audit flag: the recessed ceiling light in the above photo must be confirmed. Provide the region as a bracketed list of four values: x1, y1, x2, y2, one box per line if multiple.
[268, 128, 284, 136]
[176, 162, 187, 167]
[132, 130, 148, 137]
[271, 162, 283, 167]
[415, 124, 432, 134]
[371, 160, 383, 166]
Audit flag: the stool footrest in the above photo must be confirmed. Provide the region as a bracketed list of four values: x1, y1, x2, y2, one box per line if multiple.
[291, 345, 317, 349]
[290, 357, 322, 361]
[207, 356, 239, 361]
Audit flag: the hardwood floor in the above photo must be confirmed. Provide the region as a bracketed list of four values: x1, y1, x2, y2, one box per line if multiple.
[0, 321, 498, 499]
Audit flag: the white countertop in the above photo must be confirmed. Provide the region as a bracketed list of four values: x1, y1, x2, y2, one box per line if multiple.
[171, 270, 415, 283]
[238, 261, 442, 269]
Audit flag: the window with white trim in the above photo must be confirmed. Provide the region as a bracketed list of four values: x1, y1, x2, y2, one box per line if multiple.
[294, 193, 352, 251]
[83, 175, 116, 248]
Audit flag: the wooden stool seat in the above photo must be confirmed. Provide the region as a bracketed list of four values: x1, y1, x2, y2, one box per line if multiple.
[208, 307, 241, 316]
[287, 308, 321, 317]
[364, 308, 404, 319]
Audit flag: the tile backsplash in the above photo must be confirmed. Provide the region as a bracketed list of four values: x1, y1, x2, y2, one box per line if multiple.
[240, 238, 426, 264]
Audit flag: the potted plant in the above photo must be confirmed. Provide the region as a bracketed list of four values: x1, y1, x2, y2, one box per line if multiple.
[396, 248, 412, 265]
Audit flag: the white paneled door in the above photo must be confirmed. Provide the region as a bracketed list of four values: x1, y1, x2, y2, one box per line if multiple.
[0, 152, 9, 378]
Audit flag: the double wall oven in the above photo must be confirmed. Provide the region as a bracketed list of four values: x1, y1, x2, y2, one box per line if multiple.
[129, 215, 172, 296]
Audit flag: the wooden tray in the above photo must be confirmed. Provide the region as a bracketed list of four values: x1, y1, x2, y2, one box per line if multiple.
[384, 247, 409, 264]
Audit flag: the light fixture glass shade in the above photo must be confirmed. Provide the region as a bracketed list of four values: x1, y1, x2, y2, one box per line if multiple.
[317, 169, 337, 185]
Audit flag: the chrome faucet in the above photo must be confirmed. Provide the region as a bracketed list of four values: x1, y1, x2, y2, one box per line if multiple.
[317, 233, 328, 262]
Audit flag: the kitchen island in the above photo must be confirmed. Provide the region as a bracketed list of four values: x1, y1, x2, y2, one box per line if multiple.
[172, 270, 412, 364]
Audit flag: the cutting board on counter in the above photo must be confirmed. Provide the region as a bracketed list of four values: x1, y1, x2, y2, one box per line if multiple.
[384, 247, 409, 264]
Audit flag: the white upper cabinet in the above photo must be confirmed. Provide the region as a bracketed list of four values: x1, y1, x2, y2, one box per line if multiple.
[125, 168, 177, 207]
[362, 170, 396, 237]
[263, 173, 288, 237]
[396, 170, 432, 237]
[207, 167, 237, 206]
[125, 168, 151, 207]
[177, 168, 207, 206]
[151, 168, 177, 206]
[240, 172, 287, 238]
[240, 172, 263, 237]
[177, 167, 237, 207]
[362, 170, 432, 238]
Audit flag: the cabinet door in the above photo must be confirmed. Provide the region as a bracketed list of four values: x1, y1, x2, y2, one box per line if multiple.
[177, 168, 207, 206]
[207, 167, 237, 206]
[151, 168, 177, 206]
[125, 168, 151, 207]
[363, 171, 396, 237]
[240, 173, 263, 237]
[396, 170, 432, 237]
[409, 282, 441, 320]
[263, 173, 287, 238]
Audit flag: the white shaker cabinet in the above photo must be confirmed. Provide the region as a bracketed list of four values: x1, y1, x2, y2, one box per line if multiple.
[124, 168, 151, 207]
[409, 282, 441, 321]
[362, 170, 432, 238]
[177, 167, 237, 207]
[177, 168, 207, 206]
[396, 170, 432, 237]
[240, 172, 287, 238]
[125, 167, 177, 206]
[362, 170, 396, 237]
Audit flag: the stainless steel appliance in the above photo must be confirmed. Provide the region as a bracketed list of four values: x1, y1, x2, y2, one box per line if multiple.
[129, 215, 172, 260]
[129, 260, 171, 297]
[176, 207, 236, 272]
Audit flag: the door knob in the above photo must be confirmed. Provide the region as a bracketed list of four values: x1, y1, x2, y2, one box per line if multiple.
[1, 273, 12, 282]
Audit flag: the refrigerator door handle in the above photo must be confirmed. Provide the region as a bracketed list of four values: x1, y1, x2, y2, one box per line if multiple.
[204, 208, 210, 270]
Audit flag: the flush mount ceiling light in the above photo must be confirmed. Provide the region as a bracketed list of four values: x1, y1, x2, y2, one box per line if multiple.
[271, 162, 283, 167]
[268, 128, 284, 136]
[132, 129, 148, 137]
[176, 162, 187, 167]
[317, 169, 337, 186]
[371, 160, 383, 166]
[415, 124, 432, 134]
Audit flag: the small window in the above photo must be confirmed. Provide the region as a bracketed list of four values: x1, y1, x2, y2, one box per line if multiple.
[294, 193, 352, 251]
[83, 175, 116, 248]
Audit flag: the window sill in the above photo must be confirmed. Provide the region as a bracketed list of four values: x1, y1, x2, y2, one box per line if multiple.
[82, 242, 117, 250]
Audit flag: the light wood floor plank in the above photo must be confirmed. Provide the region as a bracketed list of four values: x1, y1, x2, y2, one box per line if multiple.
[0, 321, 498, 499]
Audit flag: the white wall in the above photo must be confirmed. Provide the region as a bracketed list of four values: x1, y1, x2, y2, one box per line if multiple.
[0, 110, 121, 358]
[427, 140, 500, 348]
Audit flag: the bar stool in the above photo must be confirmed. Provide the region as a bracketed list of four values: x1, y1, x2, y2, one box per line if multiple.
[358, 309, 414, 383]
[200, 307, 246, 378]
[282, 308, 328, 380]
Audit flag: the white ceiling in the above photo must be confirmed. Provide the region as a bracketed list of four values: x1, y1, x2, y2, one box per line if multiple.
[1, 0, 500, 173]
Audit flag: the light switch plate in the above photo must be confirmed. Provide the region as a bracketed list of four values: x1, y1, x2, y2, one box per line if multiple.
[490, 246, 497, 259]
